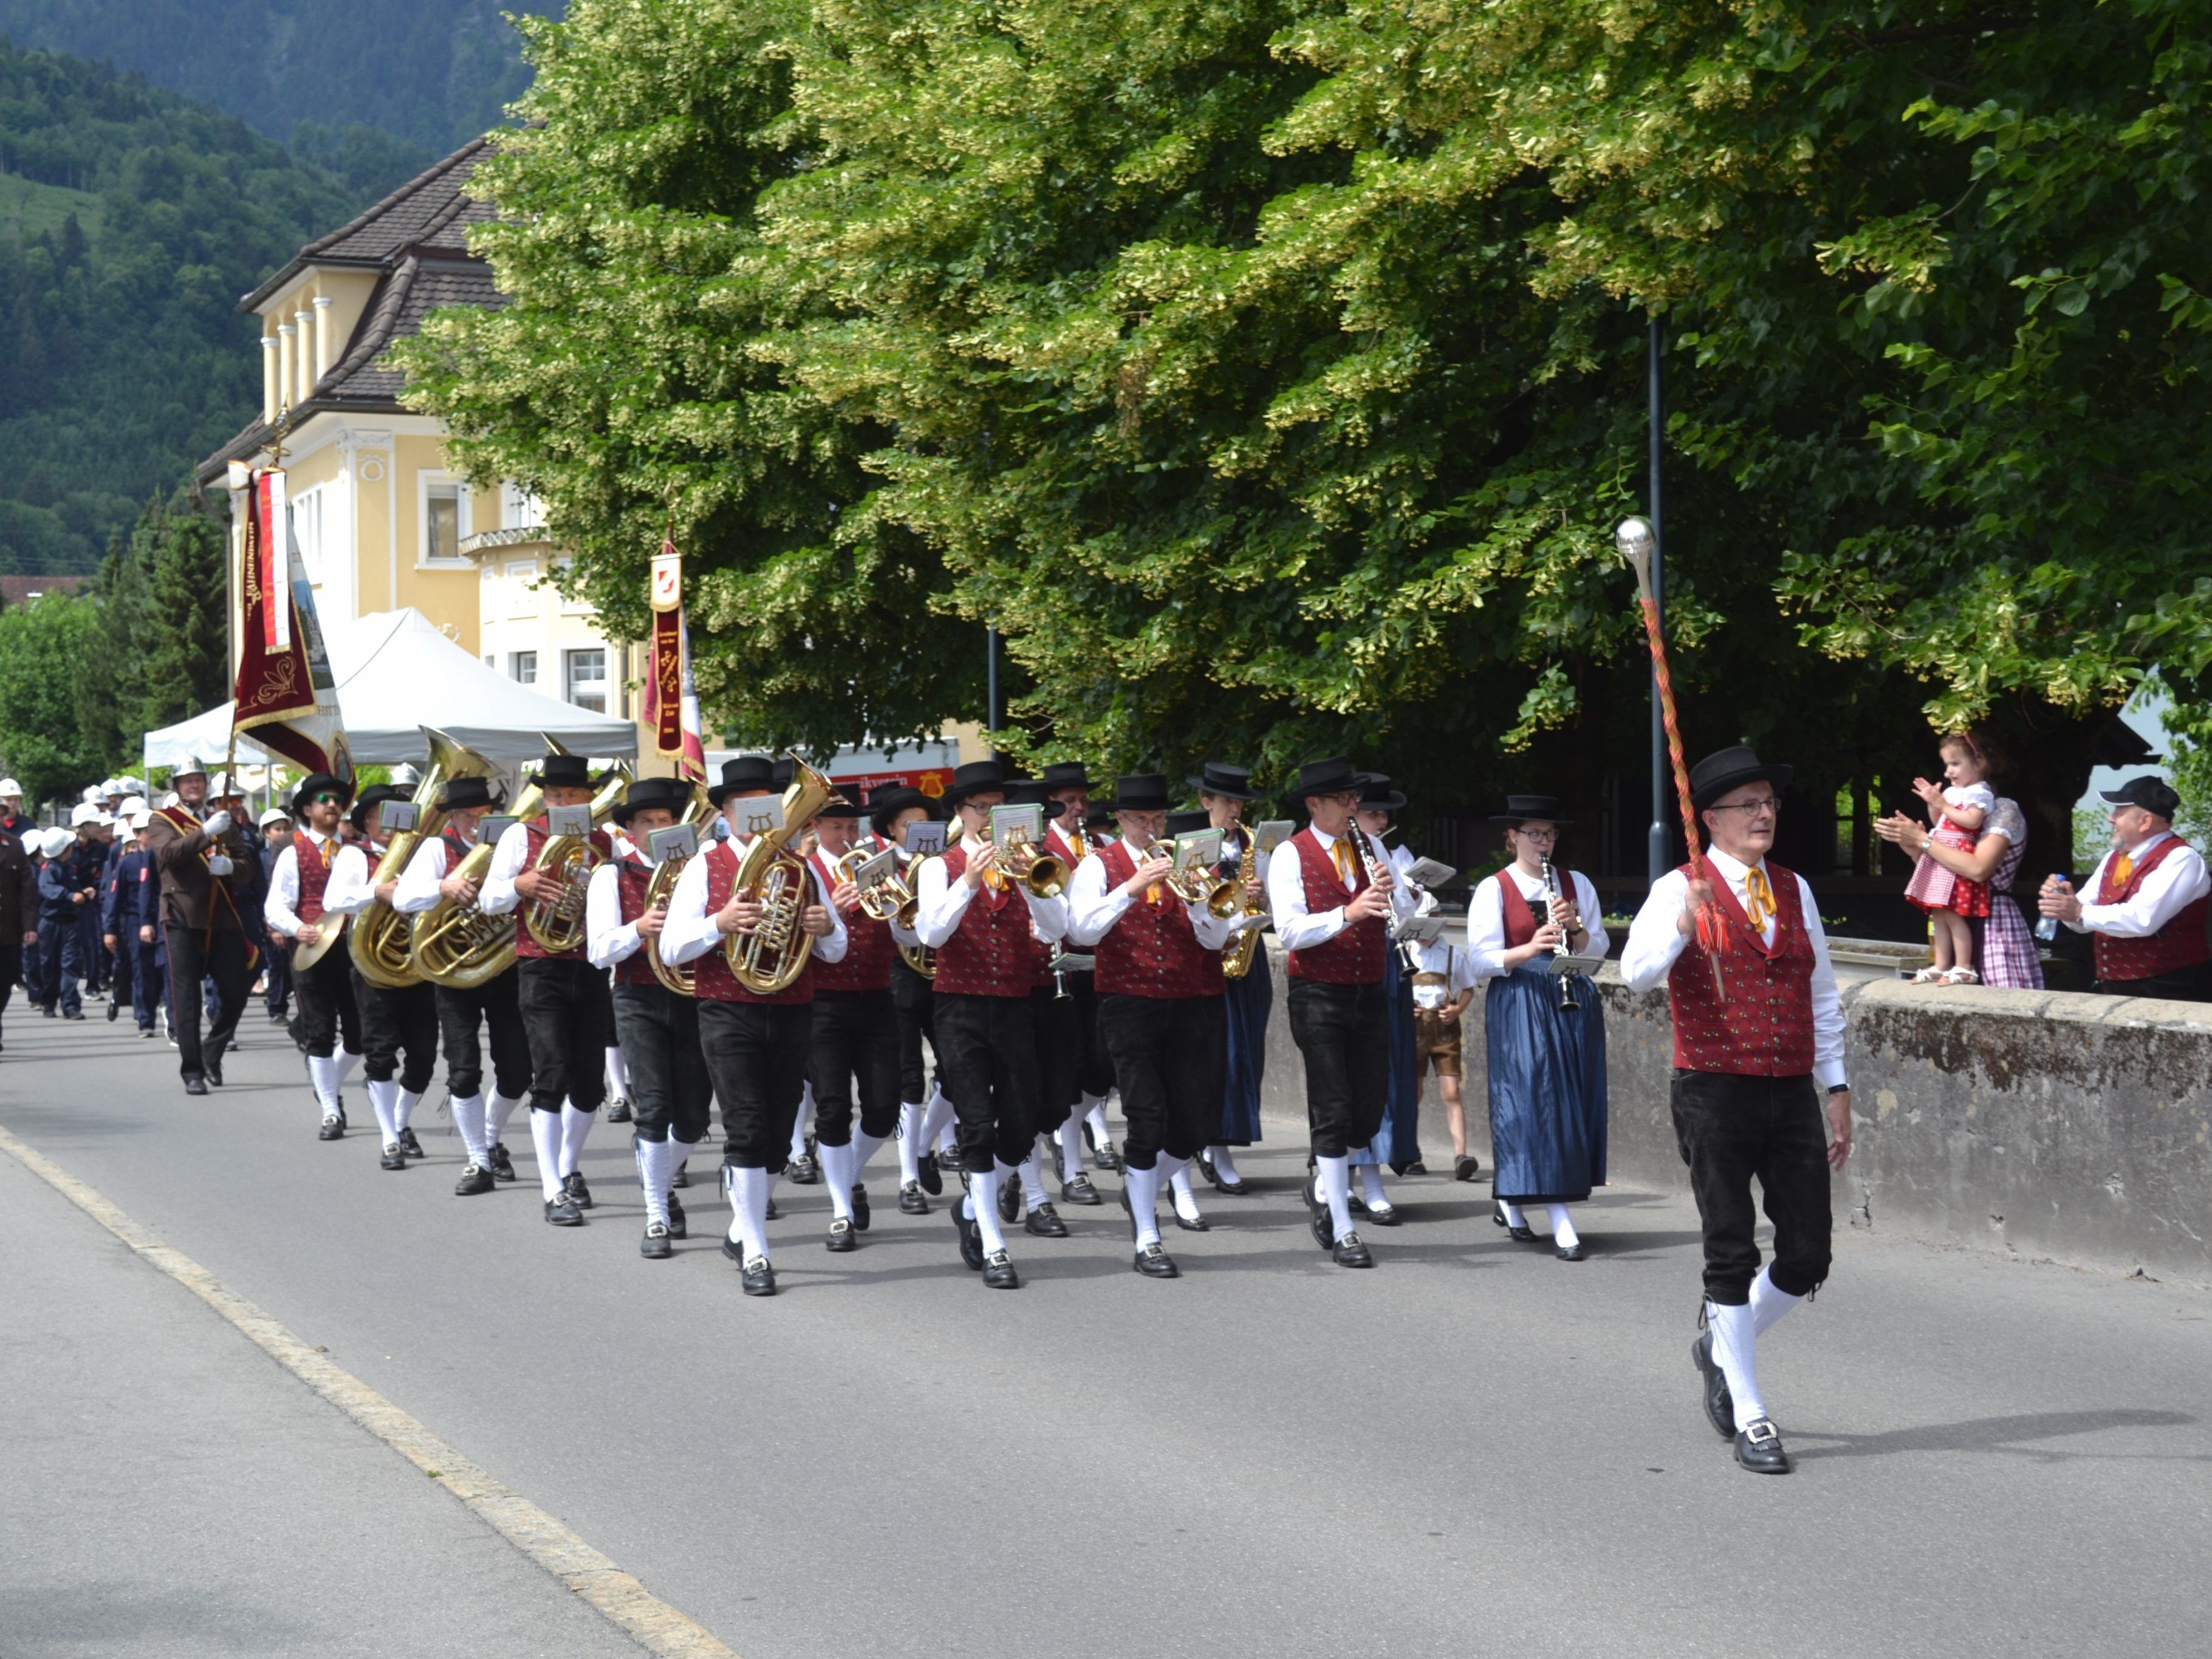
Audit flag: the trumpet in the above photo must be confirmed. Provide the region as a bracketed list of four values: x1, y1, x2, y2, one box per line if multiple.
[725, 754, 834, 996]
[522, 762, 632, 955]
[999, 822, 1066, 898]
[643, 784, 714, 996]
[352, 729, 496, 989]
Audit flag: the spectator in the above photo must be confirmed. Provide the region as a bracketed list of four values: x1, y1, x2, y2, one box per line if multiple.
[2038, 776, 2210, 1002]
[1874, 733, 2044, 990]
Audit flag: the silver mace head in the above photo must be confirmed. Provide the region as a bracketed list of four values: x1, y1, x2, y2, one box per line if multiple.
[1614, 515, 1657, 600]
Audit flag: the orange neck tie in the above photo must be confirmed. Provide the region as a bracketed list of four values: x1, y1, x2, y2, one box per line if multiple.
[1332, 837, 1355, 888]
[1743, 865, 1776, 932]
[1071, 827, 1087, 861]
[320, 838, 334, 870]
[2111, 852, 2135, 891]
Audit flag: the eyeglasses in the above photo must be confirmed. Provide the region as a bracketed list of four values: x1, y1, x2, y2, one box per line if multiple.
[1510, 826, 1558, 842]
[309, 793, 343, 806]
[1707, 797, 1782, 816]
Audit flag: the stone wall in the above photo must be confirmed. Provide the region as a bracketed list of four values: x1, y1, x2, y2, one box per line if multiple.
[1253, 946, 2212, 1283]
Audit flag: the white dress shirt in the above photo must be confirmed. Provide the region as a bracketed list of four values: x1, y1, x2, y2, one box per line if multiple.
[1407, 939, 1481, 1007]
[912, 833, 1069, 949]
[477, 819, 536, 917]
[1467, 864, 1609, 980]
[1264, 825, 1415, 952]
[586, 860, 647, 971]
[320, 841, 382, 917]
[659, 836, 849, 968]
[2066, 832, 2211, 939]
[264, 827, 341, 938]
[1621, 845, 1847, 1091]
[1065, 845, 1238, 950]
[391, 836, 454, 915]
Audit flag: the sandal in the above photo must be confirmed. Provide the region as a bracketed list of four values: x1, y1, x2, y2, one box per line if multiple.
[1908, 966, 1945, 984]
[1942, 967, 1981, 985]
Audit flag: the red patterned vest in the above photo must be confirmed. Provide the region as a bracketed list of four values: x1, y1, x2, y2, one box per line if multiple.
[294, 834, 335, 925]
[440, 824, 473, 868]
[690, 838, 816, 1005]
[2092, 836, 2212, 981]
[931, 844, 1036, 997]
[1668, 859, 1817, 1076]
[808, 850, 895, 992]
[1092, 840, 1224, 998]
[1284, 829, 1386, 985]
[1495, 866, 1573, 950]
[612, 858, 662, 987]
[512, 818, 613, 961]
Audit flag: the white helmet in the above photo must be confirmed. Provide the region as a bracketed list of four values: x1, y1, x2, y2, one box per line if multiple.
[41, 826, 73, 857]
[0, 778, 20, 798]
[70, 802, 101, 827]
[81, 784, 105, 804]
[391, 762, 421, 787]
[120, 776, 146, 795]
[117, 796, 147, 817]
[258, 807, 291, 830]
[126, 808, 152, 830]
[207, 771, 245, 798]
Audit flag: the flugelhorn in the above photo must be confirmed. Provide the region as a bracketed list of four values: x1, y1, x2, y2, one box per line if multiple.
[999, 820, 1067, 898]
[725, 754, 834, 996]
[522, 761, 633, 955]
[351, 728, 496, 988]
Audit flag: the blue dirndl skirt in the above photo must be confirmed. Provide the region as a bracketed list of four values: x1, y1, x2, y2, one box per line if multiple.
[1484, 962, 1606, 1203]
[1219, 942, 1272, 1144]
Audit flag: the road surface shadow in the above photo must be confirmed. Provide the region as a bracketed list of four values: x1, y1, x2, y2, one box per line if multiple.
[1790, 1408, 2203, 1463]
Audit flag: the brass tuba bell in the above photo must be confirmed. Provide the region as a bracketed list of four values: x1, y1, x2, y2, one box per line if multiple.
[350, 728, 496, 989]
[724, 754, 834, 996]
[522, 761, 633, 955]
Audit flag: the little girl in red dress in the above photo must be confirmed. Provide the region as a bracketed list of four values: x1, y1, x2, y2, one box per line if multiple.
[1903, 734, 1995, 983]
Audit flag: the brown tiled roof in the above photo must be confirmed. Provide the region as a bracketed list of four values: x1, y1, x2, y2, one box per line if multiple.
[0, 574, 91, 605]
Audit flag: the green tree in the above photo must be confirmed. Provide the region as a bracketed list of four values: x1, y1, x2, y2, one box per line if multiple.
[0, 592, 104, 804]
[137, 503, 228, 734]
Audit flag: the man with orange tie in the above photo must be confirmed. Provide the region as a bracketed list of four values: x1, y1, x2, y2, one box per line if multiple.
[1040, 761, 1117, 1194]
[2039, 776, 2210, 1002]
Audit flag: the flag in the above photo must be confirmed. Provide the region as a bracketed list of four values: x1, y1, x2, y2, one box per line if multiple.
[232, 467, 348, 778]
[646, 536, 706, 782]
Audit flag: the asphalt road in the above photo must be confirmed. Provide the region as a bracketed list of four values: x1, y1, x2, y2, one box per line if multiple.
[3, 1004, 2208, 1659]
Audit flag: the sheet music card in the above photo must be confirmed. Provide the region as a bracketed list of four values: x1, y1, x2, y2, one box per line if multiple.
[730, 796, 786, 840]
[544, 803, 594, 838]
[1254, 819, 1294, 857]
[381, 802, 420, 834]
[903, 821, 947, 856]
[1173, 829, 1222, 873]
[648, 823, 699, 863]
[855, 848, 897, 889]
[1405, 856, 1457, 889]
[988, 804, 1042, 849]
[479, 815, 517, 846]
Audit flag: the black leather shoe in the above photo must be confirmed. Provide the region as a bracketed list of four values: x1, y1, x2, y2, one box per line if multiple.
[107, 999, 119, 1022]
[1061, 1173, 1103, 1206]
[606, 1096, 632, 1124]
[1025, 1202, 1069, 1239]
[899, 1182, 930, 1215]
[826, 1217, 858, 1252]
[1093, 1140, 1123, 1173]
[954, 1202, 984, 1271]
[851, 1184, 871, 1231]
[1173, 1206, 1211, 1233]
[63, 1008, 84, 1021]
[741, 1256, 778, 1296]
[787, 1151, 821, 1186]
[1197, 1149, 1224, 1190]
[982, 1249, 1020, 1289]
[1734, 1418, 1792, 1474]
[1405, 1159, 1428, 1175]
[564, 1171, 594, 1209]
[917, 1149, 943, 1197]
[640, 1221, 673, 1259]
[1307, 1181, 1334, 1251]
[544, 1196, 584, 1226]
[671, 1159, 690, 1190]
[1494, 1202, 1538, 1243]
[379, 1142, 407, 1171]
[1362, 1200, 1402, 1228]
[1133, 1242, 1180, 1278]
[997, 1173, 1021, 1225]
[1691, 1332, 1735, 1438]
[721, 1236, 745, 1264]
[1556, 1241, 1587, 1261]
[316, 1112, 342, 1139]
[184, 1074, 210, 1097]
[490, 1143, 517, 1182]
[454, 1163, 496, 1196]
[665, 1192, 687, 1239]
[1332, 1231, 1375, 1269]
[203, 1051, 223, 1086]
[1453, 1155, 1481, 1182]
[398, 1128, 425, 1160]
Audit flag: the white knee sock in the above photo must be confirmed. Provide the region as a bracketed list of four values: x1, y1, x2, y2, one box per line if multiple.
[487, 1090, 522, 1145]
[394, 1087, 422, 1134]
[335, 1048, 361, 1091]
[969, 1165, 1009, 1254]
[1169, 1165, 1203, 1222]
[896, 1102, 923, 1183]
[1358, 1163, 1389, 1208]
[605, 1044, 630, 1099]
[1547, 1204, 1580, 1249]
[636, 1137, 674, 1226]
[819, 1141, 855, 1219]
[1749, 1266, 1803, 1336]
[1707, 1301, 1767, 1430]
[1499, 1199, 1529, 1230]
[730, 1166, 772, 1261]
[1084, 1100, 1112, 1145]
[672, 1136, 697, 1186]
[307, 1054, 341, 1115]
[529, 1109, 564, 1202]
[451, 1093, 488, 1164]
[366, 1078, 401, 1147]
[558, 1102, 594, 1177]
[1124, 1163, 1162, 1248]
[1018, 1151, 1049, 1209]
[1317, 1155, 1354, 1242]
[1209, 1144, 1241, 1183]
[790, 1087, 813, 1160]
[1058, 1119, 1086, 1182]
[851, 1129, 887, 1183]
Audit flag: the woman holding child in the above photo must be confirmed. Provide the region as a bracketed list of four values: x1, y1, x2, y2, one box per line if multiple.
[1872, 731, 2044, 990]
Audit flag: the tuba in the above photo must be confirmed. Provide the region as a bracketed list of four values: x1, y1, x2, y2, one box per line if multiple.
[522, 762, 633, 955]
[643, 782, 714, 996]
[409, 739, 563, 989]
[351, 730, 495, 989]
[1220, 827, 1267, 979]
[724, 754, 834, 996]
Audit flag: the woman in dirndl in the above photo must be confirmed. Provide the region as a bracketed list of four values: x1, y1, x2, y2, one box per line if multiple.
[1467, 796, 1609, 1260]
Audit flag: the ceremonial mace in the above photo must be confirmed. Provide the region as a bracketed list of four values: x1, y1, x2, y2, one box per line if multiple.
[1614, 516, 1728, 999]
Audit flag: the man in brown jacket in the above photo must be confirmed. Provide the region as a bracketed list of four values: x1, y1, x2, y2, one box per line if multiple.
[0, 820, 38, 1052]
[146, 759, 260, 1095]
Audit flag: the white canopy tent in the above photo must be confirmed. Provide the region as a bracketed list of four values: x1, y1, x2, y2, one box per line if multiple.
[142, 607, 639, 770]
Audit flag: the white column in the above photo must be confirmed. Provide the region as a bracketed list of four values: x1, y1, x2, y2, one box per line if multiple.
[276, 325, 296, 414]
[293, 310, 313, 402]
[261, 334, 279, 423]
[312, 295, 334, 381]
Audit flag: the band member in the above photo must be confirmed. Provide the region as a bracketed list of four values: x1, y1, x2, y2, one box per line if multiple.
[326, 785, 441, 1172]
[264, 773, 366, 1134]
[1267, 756, 1416, 1268]
[1038, 762, 1115, 1194]
[1466, 795, 1608, 1259]
[806, 791, 903, 1249]
[2039, 776, 2210, 1001]
[586, 776, 710, 1259]
[391, 774, 534, 1193]
[990, 780, 1077, 1238]
[1621, 746, 1852, 1475]
[661, 755, 845, 1295]
[910, 760, 1071, 1290]
[1068, 784, 1237, 1278]
[38, 806, 103, 1019]
[868, 782, 952, 1215]
[1350, 773, 1420, 1213]
[481, 752, 617, 1225]
[1191, 762, 1269, 1198]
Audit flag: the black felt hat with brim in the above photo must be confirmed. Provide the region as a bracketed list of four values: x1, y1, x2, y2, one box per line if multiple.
[1292, 756, 1361, 800]
[1688, 746, 1794, 811]
[708, 754, 779, 807]
[291, 772, 354, 819]
[350, 784, 409, 831]
[1163, 808, 1213, 838]
[438, 775, 496, 813]
[1357, 773, 1407, 812]
[1490, 793, 1573, 827]
[614, 776, 695, 825]
[1112, 774, 1173, 812]
[939, 761, 1009, 806]
[866, 783, 935, 836]
[529, 753, 594, 791]
[1004, 779, 1067, 819]
[1039, 762, 1093, 792]
[1188, 762, 1259, 802]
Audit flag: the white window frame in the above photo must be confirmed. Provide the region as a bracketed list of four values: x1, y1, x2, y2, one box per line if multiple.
[289, 485, 324, 585]
[501, 480, 546, 530]
[418, 471, 472, 567]
[564, 645, 609, 713]
[510, 649, 538, 686]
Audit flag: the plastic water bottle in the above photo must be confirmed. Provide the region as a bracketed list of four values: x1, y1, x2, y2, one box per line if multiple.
[2034, 874, 2069, 943]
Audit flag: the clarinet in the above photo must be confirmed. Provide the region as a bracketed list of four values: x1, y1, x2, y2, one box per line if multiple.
[1541, 854, 1579, 1010]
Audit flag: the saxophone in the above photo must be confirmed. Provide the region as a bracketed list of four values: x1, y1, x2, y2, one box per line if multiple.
[1220, 828, 1266, 980]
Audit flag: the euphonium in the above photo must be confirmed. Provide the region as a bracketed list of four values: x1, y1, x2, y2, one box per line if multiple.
[409, 746, 562, 990]
[523, 761, 633, 955]
[351, 730, 495, 989]
[725, 754, 834, 996]
[643, 784, 714, 997]
[1220, 828, 1267, 980]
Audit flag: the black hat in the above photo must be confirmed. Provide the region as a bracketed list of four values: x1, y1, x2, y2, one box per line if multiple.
[614, 776, 695, 825]
[437, 775, 496, 813]
[1004, 779, 1067, 819]
[291, 772, 354, 818]
[772, 757, 795, 791]
[1084, 799, 1116, 829]
[1292, 756, 1361, 800]
[349, 783, 409, 831]
[2100, 775, 2183, 820]
[530, 753, 594, 790]
[1038, 762, 1093, 792]
[1163, 808, 1212, 838]
[1490, 793, 1573, 827]
[814, 789, 863, 819]
[1188, 762, 1259, 802]
[1357, 772, 1407, 812]
[708, 754, 779, 807]
[865, 782, 934, 835]
[1689, 745, 1794, 810]
[940, 761, 1009, 805]
[1112, 773, 1173, 812]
